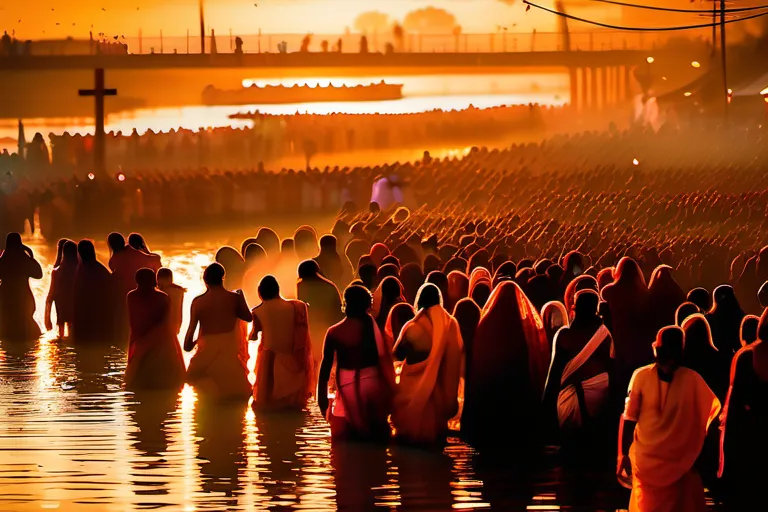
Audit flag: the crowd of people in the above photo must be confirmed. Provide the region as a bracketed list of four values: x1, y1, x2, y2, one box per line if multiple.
[1, 120, 767, 510]
[0, 103, 554, 178]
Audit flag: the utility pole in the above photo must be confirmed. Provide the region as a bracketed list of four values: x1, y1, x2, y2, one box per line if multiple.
[720, 0, 728, 121]
[199, 0, 206, 54]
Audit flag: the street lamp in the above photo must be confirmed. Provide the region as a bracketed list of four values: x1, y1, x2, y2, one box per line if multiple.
[646, 56, 654, 88]
[691, 61, 701, 68]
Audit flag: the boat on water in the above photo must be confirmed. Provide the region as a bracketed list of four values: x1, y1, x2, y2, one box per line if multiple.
[202, 81, 404, 106]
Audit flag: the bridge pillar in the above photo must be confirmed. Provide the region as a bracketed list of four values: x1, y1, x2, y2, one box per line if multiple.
[600, 67, 608, 110]
[569, 67, 578, 110]
[624, 65, 633, 101]
[589, 67, 598, 110]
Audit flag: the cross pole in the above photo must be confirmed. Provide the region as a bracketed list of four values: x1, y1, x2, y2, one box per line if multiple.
[78, 68, 117, 174]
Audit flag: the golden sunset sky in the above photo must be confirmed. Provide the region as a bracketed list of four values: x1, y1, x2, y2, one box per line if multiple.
[2, 0, 624, 39]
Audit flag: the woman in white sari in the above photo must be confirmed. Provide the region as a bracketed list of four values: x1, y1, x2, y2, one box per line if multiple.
[184, 263, 253, 401]
[543, 290, 613, 443]
[391, 283, 463, 444]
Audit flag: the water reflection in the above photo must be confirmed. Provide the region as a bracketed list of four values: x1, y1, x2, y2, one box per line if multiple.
[0, 237, 635, 510]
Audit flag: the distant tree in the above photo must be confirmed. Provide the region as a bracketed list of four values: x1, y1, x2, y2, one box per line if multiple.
[354, 11, 391, 34]
[402, 7, 459, 34]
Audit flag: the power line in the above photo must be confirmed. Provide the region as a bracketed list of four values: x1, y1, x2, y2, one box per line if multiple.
[582, 0, 768, 15]
[523, 0, 768, 31]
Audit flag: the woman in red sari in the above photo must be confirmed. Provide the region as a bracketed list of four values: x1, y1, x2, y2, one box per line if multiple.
[318, 285, 396, 441]
[125, 268, 185, 390]
[461, 280, 549, 452]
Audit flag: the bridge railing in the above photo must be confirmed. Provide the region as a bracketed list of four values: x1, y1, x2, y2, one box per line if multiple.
[123, 30, 710, 55]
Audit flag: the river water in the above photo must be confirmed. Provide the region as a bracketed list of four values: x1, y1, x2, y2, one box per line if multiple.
[0, 220, 646, 511]
[0, 73, 569, 153]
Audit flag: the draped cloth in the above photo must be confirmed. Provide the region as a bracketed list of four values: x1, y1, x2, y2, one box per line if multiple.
[186, 321, 252, 401]
[253, 301, 315, 410]
[392, 306, 463, 444]
[125, 318, 186, 390]
[623, 365, 721, 512]
[329, 322, 396, 439]
[557, 325, 611, 431]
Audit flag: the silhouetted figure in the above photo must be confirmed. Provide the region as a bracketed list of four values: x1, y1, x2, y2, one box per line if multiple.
[462, 281, 548, 453]
[185, 263, 252, 401]
[45, 239, 78, 338]
[157, 268, 185, 336]
[73, 239, 116, 343]
[359, 35, 368, 54]
[318, 285, 395, 441]
[0, 232, 42, 340]
[296, 260, 343, 366]
[392, 283, 463, 444]
[125, 268, 185, 390]
[617, 326, 720, 511]
[719, 308, 768, 506]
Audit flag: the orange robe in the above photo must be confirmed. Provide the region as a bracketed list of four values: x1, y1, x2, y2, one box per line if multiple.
[391, 306, 463, 444]
[623, 365, 721, 512]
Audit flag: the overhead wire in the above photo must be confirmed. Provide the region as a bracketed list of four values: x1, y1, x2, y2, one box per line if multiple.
[522, 0, 768, 31]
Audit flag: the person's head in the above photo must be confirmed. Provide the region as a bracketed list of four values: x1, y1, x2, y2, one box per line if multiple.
[258, 275, 280, 301]
[4, 232, 22, 251]
[687, 287, 712, 312]
[54, 238, 70, 266]
[135, 267, 157, 289]
[470, 281, 491, 309]
[203, 262, 226, 287]
[319, 234, 337, 253]
[343, 284, 372, 318]
[573, 289, 600, 321]
[712, 285, 741, 313]
[77, 239, 97, 263]
[128, 233, 149, 252]
[157, 267, 174, 286]
[244, 243, 267, 264]
[358, 263, 377, 290]
[653, 326, 685, 371]
[281, 238, 295, 255]
[415, 282, 443, 311]
[379, 276, 403, 301]
[741, 314, 759, 346]
[107, 232, 126, 254]
[61, 240, 78, 264]
[297, 259, 321, 280]
[675, 302, 700, 326]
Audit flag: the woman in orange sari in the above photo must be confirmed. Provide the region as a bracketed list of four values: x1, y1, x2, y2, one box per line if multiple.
[125, 268, 185, 390]
[392, 283, 463, 444]
[251, 275, 315, 410]
[461, 280, 549, 451]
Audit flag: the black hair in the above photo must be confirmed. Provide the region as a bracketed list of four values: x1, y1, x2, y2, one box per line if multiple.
[416, 283, 442, 311]
[343, 285, 372, 318]
[258, 275, 280, 300]
[203, 262, 226, 286]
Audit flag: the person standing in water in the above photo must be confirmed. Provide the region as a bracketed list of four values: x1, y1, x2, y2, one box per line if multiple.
[617, 326, 720, 512]
[184, 263, 252, 401]
[318, 285, 396, 441]
[0, 232, 43, 340]
[45, 239, 79, 338]
[251, 275, 315, 410]
[391, 283, 463, 444]
[73, 239, 116, 343]
[157, 268, 186, 336]
[125, 268, 185, 390]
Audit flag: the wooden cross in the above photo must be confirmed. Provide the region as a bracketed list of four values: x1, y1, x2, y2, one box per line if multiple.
[78, 68, 117, 173]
